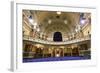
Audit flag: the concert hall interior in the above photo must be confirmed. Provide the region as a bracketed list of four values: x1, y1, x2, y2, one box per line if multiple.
[22, 10, 91, 62]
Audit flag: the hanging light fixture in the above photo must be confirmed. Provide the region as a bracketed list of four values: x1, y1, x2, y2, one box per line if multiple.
[56, 11, 61, 15]
[33, 22, 37, 26]
[75, 29, 78, 32]
[37, 28, 40, 32]
[64, 20, 68, 24]
[48, 19, 52, 24]
[34, 25, 37, 29]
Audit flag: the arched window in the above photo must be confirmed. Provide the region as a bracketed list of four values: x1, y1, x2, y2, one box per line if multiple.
[53, 32, 62, 42]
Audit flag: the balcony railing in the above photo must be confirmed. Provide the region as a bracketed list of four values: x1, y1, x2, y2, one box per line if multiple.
[23, 35, 90, 45]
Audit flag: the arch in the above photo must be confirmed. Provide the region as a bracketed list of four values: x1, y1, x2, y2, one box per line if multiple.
[53, 32, 62, 42]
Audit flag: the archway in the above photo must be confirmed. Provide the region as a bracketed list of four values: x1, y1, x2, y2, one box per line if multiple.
[53, 32, 62, 42]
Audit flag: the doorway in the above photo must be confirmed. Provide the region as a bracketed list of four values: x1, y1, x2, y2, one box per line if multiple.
[53, 32, 62, 42]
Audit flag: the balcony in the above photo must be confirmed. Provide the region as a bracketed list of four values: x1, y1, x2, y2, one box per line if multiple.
[23, 35, 90, 45]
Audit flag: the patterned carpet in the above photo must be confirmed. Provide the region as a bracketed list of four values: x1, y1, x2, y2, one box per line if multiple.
[23, 56, 90, 63]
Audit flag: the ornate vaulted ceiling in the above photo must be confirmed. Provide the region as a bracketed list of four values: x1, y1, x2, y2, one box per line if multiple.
[30, 10, 80, 38]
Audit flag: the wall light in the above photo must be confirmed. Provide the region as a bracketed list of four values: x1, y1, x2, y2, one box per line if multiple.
[29, 15, 34, 24]
[80, 19, 86, 24]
